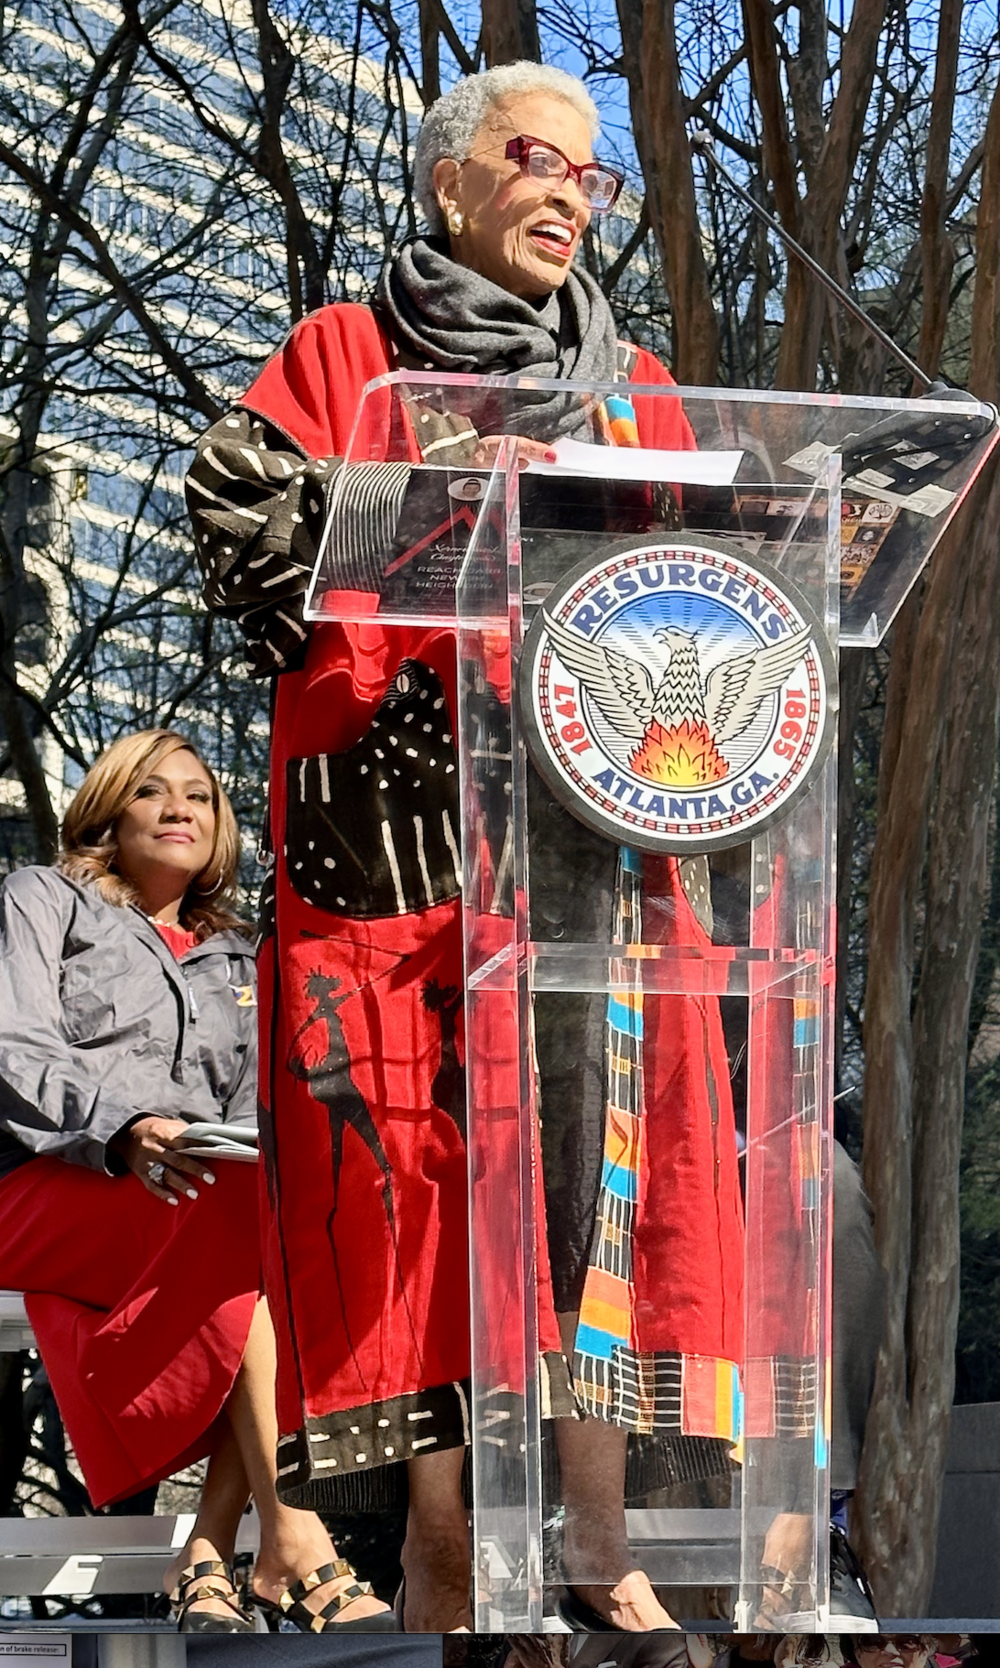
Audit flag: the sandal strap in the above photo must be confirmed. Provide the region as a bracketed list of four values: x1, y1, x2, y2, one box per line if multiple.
[277, 1563, 374, 1631]
[760, 1564, 801, 1599]
[170, 1560, 236, 1605]
[178, 1559, 233, 1589]
[180, 1583, 245, 1609]
[312, 1584, 371, 1624]
[171, 1561, 247, 1623]
[279, 1561, 357, 1609]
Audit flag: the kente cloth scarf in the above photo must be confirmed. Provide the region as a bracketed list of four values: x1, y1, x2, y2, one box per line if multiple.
[571, 396, 744, 1444]
[376, 235, 620, 438]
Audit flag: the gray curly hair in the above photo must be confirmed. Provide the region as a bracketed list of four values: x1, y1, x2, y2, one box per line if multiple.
[413, 63, 601, 236]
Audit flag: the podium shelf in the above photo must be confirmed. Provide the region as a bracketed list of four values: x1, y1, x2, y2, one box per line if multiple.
[466, 939, 828, 996]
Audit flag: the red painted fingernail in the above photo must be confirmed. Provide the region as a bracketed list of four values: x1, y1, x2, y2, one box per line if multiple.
[545, 450, 557, 463]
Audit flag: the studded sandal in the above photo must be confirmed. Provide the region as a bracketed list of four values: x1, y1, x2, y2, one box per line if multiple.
[753, 1562, 816, 1631]
[169, 1559, 255, 1634]
[250, 1559, 396, 1633]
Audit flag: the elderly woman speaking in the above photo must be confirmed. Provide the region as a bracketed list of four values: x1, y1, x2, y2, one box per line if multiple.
[187, 62, 742, 1632]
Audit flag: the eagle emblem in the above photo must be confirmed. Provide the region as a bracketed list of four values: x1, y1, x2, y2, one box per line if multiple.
[519, 539, 835, 853]
[541, 613, 812, 788]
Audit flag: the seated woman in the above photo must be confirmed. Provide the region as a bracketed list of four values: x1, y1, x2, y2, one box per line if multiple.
[0, 729, 392, 1633]
[187, 61, 743, 1632]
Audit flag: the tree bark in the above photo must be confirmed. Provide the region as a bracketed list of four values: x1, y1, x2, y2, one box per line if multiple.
[855, 62, 1000, 1613]
[741, 0, 800, 232]
[742, 0, 889, 389]
[835, 649, 871, 1091]
[251, 0, 327, 317]
[480, 0, 539, 66]
[915, 0, 962, 382]
[416, 0, 441, 105]
[786, 0, 827, 186]
[616, 0, 719, 383]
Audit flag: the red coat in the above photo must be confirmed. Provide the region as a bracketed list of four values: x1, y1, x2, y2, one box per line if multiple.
[237, 303, 743, 1508]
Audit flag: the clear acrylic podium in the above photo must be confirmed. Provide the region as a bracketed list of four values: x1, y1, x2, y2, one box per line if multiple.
[306, 373, 997, 1630]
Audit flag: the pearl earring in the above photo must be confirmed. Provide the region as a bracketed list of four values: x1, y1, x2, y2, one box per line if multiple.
[446, 207, 464, 238]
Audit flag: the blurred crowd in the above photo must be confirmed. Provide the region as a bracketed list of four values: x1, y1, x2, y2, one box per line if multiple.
[445, 1637, 977, 1668]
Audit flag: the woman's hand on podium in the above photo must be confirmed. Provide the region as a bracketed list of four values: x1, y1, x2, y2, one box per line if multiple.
[471, 435, 557, 470]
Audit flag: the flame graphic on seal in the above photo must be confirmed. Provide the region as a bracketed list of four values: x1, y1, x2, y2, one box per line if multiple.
[629, 718, 730, 786]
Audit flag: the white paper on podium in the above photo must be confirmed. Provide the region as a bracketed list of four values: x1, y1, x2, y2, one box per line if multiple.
[524, 438, 743, 484]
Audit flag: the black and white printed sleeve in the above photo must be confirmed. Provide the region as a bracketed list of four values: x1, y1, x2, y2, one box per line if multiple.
[186, 408, 337, 677]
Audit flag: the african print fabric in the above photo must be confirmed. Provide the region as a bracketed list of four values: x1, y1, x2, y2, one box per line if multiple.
[570, 383, 743, 1442]
[573, 849, 742, 1443]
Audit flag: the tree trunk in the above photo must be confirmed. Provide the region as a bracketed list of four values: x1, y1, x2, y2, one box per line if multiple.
[0, 286, 61, 864]
[0, 450, 60, 863]
[855, 64, 1000, 1613]
[251, 0, 326, 316]
[835, 649, 871, 1092]
[616, 0, 718, 383]
[744, 0, 888, 389]
[417, 0, 441, 105]
[480, 0, 539, 66]
[915, 0, 962, 382]
[856, 457, 1000, 1610]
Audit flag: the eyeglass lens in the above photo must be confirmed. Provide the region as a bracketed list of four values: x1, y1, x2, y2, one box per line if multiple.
[524, 143, 620, 208]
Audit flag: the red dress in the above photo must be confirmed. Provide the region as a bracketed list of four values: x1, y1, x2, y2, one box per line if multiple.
[212, 304, 744, 1510]
[0, 917, 260, 1509]
[0, 1156, 259, 1507]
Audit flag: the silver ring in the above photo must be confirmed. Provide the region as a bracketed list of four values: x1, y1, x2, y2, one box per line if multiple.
[148, 1161, 166, 1186]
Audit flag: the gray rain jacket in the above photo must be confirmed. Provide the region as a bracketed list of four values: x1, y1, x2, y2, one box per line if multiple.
[0, 866, 258, 1182]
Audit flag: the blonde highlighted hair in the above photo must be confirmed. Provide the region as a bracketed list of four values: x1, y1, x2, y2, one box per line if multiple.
[59, 729, 244, 940]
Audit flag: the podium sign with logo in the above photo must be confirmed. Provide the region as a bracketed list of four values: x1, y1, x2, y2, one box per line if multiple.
[520, 538, 836, 851]
[307, 375, 996, 1629]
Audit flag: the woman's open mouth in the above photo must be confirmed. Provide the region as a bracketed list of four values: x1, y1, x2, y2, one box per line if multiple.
[529, 221, 575, 257]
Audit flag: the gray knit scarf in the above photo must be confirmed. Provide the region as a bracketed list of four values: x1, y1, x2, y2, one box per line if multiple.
[376, 236, 620, 439]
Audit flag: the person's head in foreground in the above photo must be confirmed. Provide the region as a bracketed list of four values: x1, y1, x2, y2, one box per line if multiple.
[443, 1639, 568, 1668]
[445, 1638, 711, 1668]
[726, 1639, 841, 1668]
[775, 1640, 841, 1668]
[59, 727, 241, 934]
[845, 1641, 962, 1668]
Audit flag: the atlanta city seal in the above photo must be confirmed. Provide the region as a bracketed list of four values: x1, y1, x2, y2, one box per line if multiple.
[519, 536, 837, 852]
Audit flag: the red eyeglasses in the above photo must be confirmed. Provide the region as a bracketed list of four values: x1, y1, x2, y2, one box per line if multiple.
[504, 135, 625, 212]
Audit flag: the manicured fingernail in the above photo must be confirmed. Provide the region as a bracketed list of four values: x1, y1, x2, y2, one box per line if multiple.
[203, 1172, 216, 1184]
[186, 1188, 198, 1199]
[545, 450, 557, 462]
[167, 1195, 178, 1206]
